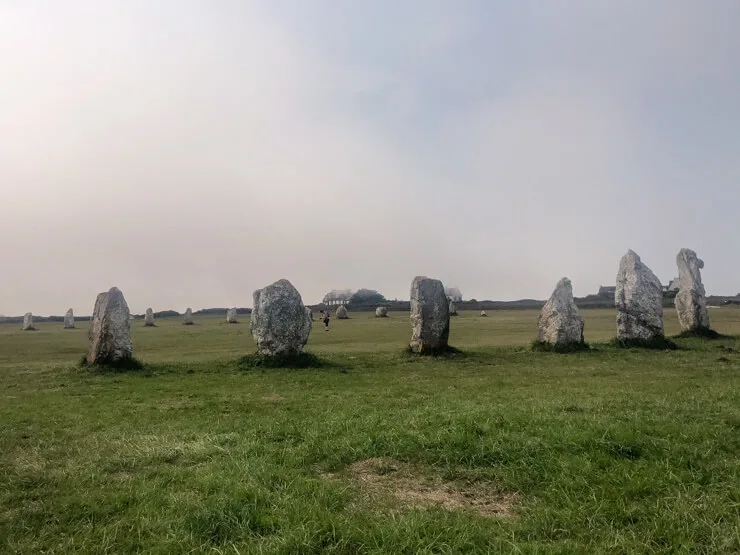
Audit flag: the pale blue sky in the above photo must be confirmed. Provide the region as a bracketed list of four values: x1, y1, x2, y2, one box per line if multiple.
[1, 1, 738, 314]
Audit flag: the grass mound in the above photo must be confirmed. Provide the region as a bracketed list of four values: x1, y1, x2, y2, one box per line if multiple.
[531, 340, 591, 353]
[610, 336, 678, 350]
[79, 356, 146, 371]
[237, 352, 328, 369]
[674, 327, 730, 340]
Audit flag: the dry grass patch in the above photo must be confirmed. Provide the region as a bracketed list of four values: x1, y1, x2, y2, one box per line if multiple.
[339, 457, 516, 518]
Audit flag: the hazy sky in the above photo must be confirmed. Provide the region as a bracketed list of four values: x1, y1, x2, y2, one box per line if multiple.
[2, 1, 738, 315]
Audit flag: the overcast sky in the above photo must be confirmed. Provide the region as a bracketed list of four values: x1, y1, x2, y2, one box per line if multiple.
[1, 1, 738, 315]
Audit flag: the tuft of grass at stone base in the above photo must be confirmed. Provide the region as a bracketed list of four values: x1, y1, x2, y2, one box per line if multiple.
[530, 340, 591, 353]
[610, 336, 679, 350]
[79, 355, 146, 372]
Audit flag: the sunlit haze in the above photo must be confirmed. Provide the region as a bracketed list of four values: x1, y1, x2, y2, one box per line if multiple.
[1, 1, 738, 315]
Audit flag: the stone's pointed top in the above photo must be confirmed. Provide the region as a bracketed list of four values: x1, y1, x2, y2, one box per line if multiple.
[677, 248, 704, 267]
[87, 287, 132, 364]
[251, 279, 311, 356]
[538, 278, 584, 346]
[66, 308, 73, 315]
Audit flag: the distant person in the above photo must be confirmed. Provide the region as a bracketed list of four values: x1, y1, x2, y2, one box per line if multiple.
[323, 310, 330, 330]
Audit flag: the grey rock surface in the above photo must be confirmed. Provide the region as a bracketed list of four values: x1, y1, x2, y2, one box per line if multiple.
[336, 305, 348, 319]
[64, 309, 75, 329]
[449, 301, 458, 316]
[183, 308, 194, 325]
[226, 308, 238, 323]
[250, 279, 312, 356]
[537, 277, 584, 345]
[675, 248, 710, 332]
[375, 306, 388, 317]
[22, 312, 35, 331]
[144, 307, 155, 327]
[615, 250, 664, 341]
[87, 287, 133, 364]
[409, 276, 450, 353]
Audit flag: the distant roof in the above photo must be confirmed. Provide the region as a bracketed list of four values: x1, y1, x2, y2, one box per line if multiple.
[445, 286, 462, 298]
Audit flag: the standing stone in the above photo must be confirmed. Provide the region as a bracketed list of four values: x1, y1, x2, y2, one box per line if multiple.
[64, 309, 75, 329]
[183, 308, 194, 325]
[449, 301, 458, 316]
[375, 306, 388, 318]
[250, 279, 312, 356]
[615, 250, 664, 341]
[87, 287, 133, 364]
[144, 307, 155, 327]
[675, 248, 711, 333]
[480, 310, 487, 317]
[306, 307, 314, 321]
[22, 312, 35, 331]
[537, 277, 585, 346]
[409, 276, 450, 353]
[226, 308, 238, 323]
[336, 305, 348, 319]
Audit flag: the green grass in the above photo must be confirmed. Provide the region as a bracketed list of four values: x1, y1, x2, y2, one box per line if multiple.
[0, 308, 739, 553]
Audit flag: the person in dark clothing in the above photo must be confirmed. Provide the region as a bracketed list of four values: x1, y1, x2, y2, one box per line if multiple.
[323, 310, 330, 330]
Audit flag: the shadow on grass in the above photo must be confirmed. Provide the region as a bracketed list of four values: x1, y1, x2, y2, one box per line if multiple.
[608, 337, 679, 350]
[674, 328, 733, 340]
[79, 356, 146, 372]
[404, 345, 465, 358]
[531, 340, 591, 354]
[237, 352, 332, 370]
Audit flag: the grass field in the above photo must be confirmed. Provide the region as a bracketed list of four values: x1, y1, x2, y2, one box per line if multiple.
[1, 308, 739, 554]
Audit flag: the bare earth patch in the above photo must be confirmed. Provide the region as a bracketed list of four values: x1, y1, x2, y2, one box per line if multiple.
[261, 394, 284, 402]
[337, 458, 516, 518]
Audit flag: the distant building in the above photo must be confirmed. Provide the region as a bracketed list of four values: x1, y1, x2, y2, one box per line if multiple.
[322, 289, 353, 306]
[445, 286, 463, 303]
[598, 285, 616, 296]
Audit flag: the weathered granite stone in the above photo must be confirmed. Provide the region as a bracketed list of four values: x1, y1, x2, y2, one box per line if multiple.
[409, 276, 450, 353]
[538, 277, 584, 345]
[449, 301, 458, 316]
[22, 312, 35, 331]
[307, 307, 314, 321]
[615, 250, 664, 341]
[336, 305, 348, 319]
[250, 279, 312, 356]
[480, 311, 487, 317]
[375, 306, 388, 318]
[226, 308, 238, 323]
[87, 287, 133, 364]
[144, 307, 155, 327]
[64, 309, 75, 329]
[183, 308, 194, 325]
[675, 248, 711, 332]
